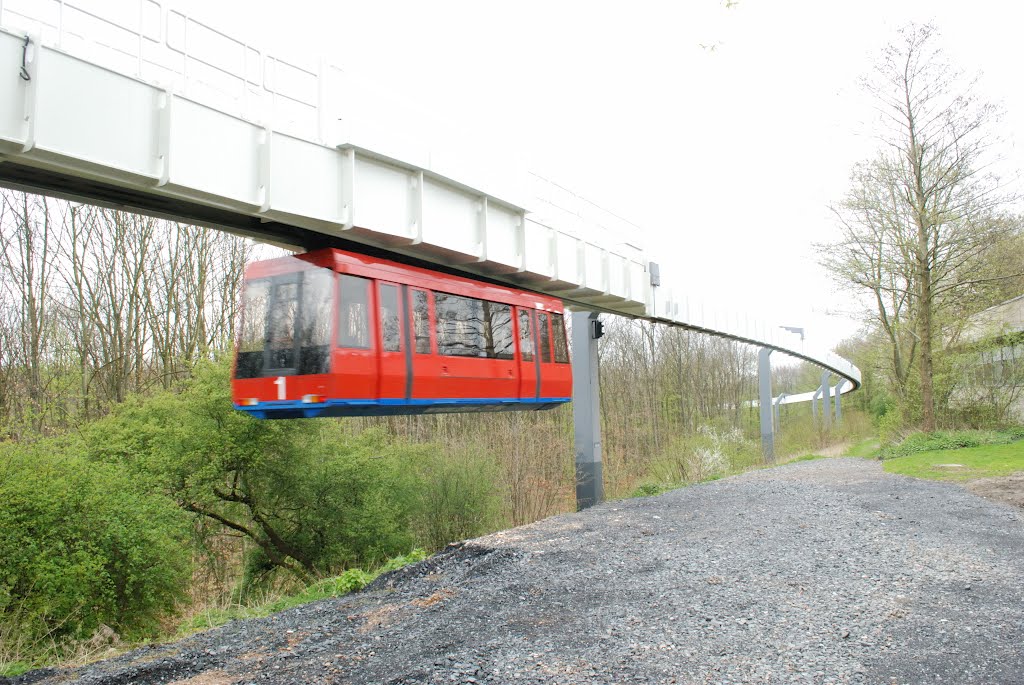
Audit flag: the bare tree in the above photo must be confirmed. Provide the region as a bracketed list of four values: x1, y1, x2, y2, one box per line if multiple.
[0, 191, 57, 434]
[823, 23, 1021, 430]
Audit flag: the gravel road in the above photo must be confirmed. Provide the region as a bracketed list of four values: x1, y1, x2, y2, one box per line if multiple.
[8, 457, 1024, 685]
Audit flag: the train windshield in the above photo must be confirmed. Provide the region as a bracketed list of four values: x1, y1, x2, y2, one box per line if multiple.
[235, 267, 334, 379]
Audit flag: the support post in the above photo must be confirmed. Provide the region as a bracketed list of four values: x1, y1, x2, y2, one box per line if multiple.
[820, 371, 832, 429]
[834, 378, 847, 423]
[572, 310, 603, 510]
[758, 348, 775, 462]
[773, 393, 787, 434]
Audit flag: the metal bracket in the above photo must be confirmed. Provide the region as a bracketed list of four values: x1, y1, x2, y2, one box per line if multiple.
[548, 228, 557, 281]
[257, 126, 272, 213]
[20, 34, 39, 153]
[409, 170, 423, 244]
[155, 87, 172, 186]
[515, 214, 527, 273]
[339, 146, 355, 230]
[476, 196, 488, 262]
[576, 239, 585, 288]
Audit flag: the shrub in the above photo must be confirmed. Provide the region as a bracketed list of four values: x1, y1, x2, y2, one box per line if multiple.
[641, 425, 757, 490]
[86, 361, 419, 581]
[407, 445, 503, 551]
[877, 406, 908, 445]
[0, 438, 191, 658]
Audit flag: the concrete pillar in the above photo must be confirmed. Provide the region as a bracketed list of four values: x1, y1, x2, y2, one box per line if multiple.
[820, 371, 832, 429]
[834, 378, 847, 423]
[572, 310, 604, 510]
[758, 348, 774, 462]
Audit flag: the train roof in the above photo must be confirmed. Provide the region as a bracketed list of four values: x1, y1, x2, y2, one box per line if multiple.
[244, 248, 565, 313]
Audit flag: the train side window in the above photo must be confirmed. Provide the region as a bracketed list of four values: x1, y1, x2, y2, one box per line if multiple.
[537, 312, 552, 363]
[484, 301, 514, 360]
[299, 269, 334, 374]
[379, 283, 401, 352]
[268, 281, 299, 369]
[236, 279, 270, 378]
[338, 274, 370, 349]
[551, 312, 569, 364]
[434, 293, 515, 359]
[517, 309, 534, 361]
[412, 289, 431, 354]
[435, 292, 482, 357]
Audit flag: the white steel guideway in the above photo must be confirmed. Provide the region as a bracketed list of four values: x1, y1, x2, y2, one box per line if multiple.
[0, 3, 860, 440]
[0, 5, 861, 393]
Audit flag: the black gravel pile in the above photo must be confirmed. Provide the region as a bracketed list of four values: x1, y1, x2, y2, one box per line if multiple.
[7, 458, 1024, 684]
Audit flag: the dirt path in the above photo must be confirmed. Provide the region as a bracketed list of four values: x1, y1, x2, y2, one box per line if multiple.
[8, 457, 1024, 685]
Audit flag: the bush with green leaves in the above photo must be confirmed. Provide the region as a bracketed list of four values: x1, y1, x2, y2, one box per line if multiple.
[0, 438, 191, 653]
[85, 359, 434, 581]
[407, 446, 503, 551]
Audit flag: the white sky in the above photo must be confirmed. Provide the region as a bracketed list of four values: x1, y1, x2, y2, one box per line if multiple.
[173, 0, 1024, 353]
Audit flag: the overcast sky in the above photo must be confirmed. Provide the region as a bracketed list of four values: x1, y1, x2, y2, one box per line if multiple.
[173, 0, 1024, 353]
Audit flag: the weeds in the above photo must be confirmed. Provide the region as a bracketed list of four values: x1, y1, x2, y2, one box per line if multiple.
[177, 549, 427, 635]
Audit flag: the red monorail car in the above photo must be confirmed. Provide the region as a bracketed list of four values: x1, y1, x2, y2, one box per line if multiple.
[232, 248, 572, 418]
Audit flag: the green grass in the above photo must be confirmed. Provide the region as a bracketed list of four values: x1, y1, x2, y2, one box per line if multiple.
[788, 453, 827, 463]
[883, 440, 1024, 482]
[845, 438, 880, 458]
[1, 662, 31, 678]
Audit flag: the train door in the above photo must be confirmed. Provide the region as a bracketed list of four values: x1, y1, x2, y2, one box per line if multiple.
[517, 307, 540, 400]
[547, 312, 573, 398]
[332, 273, 376, 399]
[407, 287, 440, 400]
[535, 310, 572, 400]
[377, 281, 408, 401]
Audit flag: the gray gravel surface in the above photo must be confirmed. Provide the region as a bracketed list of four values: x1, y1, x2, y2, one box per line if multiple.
[8, 457, 1024, 685]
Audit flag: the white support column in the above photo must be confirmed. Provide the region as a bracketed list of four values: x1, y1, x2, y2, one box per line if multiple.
[821, 371, 832, 430]
[834, 378, 847, 423]
[573, 310, 603, 510]
[758, 348, 775, 462]
[773, 393, 787, 433]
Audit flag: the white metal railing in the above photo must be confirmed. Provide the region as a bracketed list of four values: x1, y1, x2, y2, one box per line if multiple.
[0, 0, 647, 257]
[0, 0, 321, 137]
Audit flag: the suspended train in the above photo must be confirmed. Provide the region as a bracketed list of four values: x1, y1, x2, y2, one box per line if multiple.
[232, 248, 572, 418]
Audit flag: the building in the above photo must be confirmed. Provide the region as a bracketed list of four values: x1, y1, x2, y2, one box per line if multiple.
[958, 294, 1024, 423]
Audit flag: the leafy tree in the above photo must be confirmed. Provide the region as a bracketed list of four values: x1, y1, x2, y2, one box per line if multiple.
[823, 23, 1022, 430]
[87, 359, 418, 580]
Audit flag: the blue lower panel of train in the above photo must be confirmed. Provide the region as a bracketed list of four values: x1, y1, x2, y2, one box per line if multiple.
[236, 397, 572, 419]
